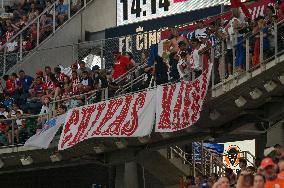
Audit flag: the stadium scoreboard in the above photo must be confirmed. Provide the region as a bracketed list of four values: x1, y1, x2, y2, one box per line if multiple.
[117, 0, 229, 26]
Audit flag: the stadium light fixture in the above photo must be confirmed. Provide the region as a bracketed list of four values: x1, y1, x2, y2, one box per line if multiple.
[115, 140, 127, 149]
[209, 110, 221, 120]
[20, 156, 33, 166]
[160, 133, 171, 139]
[0, 159, 4, 168]
[278, 74, 284, 85]
[249, 88, 263, 100]
[93, 145, 105, 154]
[235, 96, 247, 108]
[264, 81, 277, 92]
[50, 152, 62, 163]
[138, 135, 151, 144]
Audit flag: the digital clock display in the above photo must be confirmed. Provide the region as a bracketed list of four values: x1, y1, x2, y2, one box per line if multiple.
[117, 0, 230, 26]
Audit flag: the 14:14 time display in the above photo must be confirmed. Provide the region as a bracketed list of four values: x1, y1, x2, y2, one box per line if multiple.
[120, 0, 170, 20]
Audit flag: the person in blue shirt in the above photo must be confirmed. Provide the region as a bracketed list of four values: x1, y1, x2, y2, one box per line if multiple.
[19, 70, 34, 94]
[56, 0, 68, 24]
[18, 70, 34, 107]
[2, 93, 14, 110]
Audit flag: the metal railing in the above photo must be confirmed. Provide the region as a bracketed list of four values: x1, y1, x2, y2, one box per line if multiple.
[210, 19, 284, 91]
[168, 143, 256, 177]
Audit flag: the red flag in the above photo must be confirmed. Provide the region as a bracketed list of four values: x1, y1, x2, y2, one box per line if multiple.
[230, 0, 251, 19]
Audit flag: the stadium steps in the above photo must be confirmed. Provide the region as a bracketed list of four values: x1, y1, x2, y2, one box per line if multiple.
[137, 149, 190, 186]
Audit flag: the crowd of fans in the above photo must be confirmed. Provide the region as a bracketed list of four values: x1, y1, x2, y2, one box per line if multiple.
[180, 144, 284, 188]
[0, 0, 85, 75]
[0, 0, 281, 154]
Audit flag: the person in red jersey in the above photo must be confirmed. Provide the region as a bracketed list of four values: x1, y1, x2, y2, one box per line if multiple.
[112, 51, 133, 80]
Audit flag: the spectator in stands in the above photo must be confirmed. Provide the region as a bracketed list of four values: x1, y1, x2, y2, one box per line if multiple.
[30, 76, 47, 98]
[18, 70, 34, 105]
[70, 0, 82, 14]
[38, 96, 50, 125]
[252, 16, 270, 66]
[192, 20, 208, 42]
[3, 75, 15, 95]
[71, 70, 80, 94]
[209, 173, 219, 187]
[225, 168, 237, 187]
[92, 65, 100, 80]
[3, 93, 14, 109]
[112, 51, 133, 80]
[230, 8, 247, 72]
[79, 70, 94, 93]
[56, 104, 67, 116]
[278, 157, 284, 179]
[44, 66, 52, 79]
[177, 51, 191, 80]
[169, 27, 189, 53]
[56, 0, 68, 25]
[125, 52, 136, 65]
[77, 61, 91, 76]
[45, 73, 61, 99]
[238, 158, 248, 178]
[260, 157, 284, 188]
[212, 176, 230, 188]
[169, 52, 180, 82]
[274, 144, 284, 160]
[253, 174, 266, 188]
[236, 171, 254, 188]
[190, 38, 206, 78]
[154, 56, 168, 85]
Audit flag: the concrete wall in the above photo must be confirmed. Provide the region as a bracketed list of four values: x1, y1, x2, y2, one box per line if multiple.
[267, 123, 284, 147]
[82, 0, 117, 33]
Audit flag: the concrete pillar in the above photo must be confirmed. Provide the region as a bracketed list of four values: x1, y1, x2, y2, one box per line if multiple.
[115, 162, 140, 188]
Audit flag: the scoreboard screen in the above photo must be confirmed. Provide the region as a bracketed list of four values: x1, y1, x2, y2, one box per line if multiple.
[117, 0, 229, 26]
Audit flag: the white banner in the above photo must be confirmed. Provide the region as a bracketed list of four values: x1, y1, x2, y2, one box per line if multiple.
[58, 90, 156, 150]
[155, 63, 212, 132]
[24, 114, 66, 149]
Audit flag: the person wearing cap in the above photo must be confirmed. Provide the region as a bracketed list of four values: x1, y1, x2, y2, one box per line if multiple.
[169, 27, 189, 53]
[77, 61, 92, 77]
[260, 157, 284, 188]
[36, 70, 44, 82]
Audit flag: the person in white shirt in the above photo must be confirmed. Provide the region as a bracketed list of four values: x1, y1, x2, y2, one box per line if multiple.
[190, 38, 206, 78]
[38, 96, 50, 126]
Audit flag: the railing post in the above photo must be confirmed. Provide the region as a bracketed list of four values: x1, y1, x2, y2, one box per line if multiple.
[84, 0, 87, 7]
[193, 144, 196, 177]
[11, 119, 15, 146]
[101, 40, 104, 69]
[210, 154, 213, 174]
[260, 31, 264, 70]
[36, 18, 40, 47]
[201, 141, 205, 175]
[3, 48, 6, 74]
[221, 41, 225, 81]
[53, 4, 56, 33]
[232, 34, 236, 75]
[68, 0, 71, 19]
[19, 34, 23, 61]
[274, 22, 278, 63]
[211, 47, 215, 88]
[245, 37, 250, 76]
[1, 0, 3, 9]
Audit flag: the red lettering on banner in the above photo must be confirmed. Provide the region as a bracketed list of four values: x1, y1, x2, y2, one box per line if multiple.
[68, 105, 96, 146]
[101, 95, 133, 136]
[190, 80, 201, 124]
[181, 82, 192, 128]
[172, 81, 185, 130]
[121, 92, 146, 136]
[157, 84, 177, 130]
[60, 109, 80, 149]
[92, 98, 124, 136]
[83, 102, 106, 139]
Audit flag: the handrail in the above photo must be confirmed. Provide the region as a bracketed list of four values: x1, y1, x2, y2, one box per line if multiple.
[2, 0, 58, 48]
[116, 73, 147, 95]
